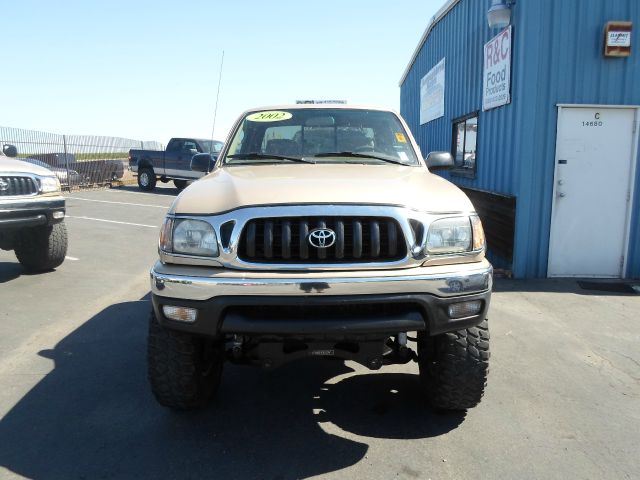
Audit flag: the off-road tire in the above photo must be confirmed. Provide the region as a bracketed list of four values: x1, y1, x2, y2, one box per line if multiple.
[418, 319, 490, 411]
[138, 168, 156, 191]
[173, 179, 187, 190]
[147, 310, 223, 410]
[15, 223, 68, 272]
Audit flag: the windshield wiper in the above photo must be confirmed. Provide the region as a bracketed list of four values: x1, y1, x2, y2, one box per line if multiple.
[313, 151, 410, 166]
[226, 153, 315, 164]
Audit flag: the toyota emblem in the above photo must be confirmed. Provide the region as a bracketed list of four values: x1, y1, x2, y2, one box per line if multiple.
[308, 228, 336, 248]
[0, 179, 9, 192]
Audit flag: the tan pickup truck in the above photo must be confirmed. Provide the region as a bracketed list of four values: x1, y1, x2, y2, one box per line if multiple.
[147, 105, 492, 411]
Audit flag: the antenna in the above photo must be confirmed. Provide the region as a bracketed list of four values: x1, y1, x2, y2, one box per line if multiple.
[210, 50, 225, 144]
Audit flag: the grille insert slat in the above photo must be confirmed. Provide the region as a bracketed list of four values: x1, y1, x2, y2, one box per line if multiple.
[370, 221, 380, 257]
[352, 220, 363, 259]
[239, 216, 406, 264]
[387, 221, 398, 257]
[299, 221, 309, 260]
[264, 221, 274, 259]
[335, 220, 345, 259]
[281, 221, 292, 259]
[0, 176, 38, 197]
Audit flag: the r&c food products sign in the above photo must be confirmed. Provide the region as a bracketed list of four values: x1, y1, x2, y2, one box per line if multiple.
[483, 26, 512, 111]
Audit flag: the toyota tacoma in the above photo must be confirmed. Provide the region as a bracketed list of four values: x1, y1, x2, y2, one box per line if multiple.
[148, 105, 492, 411]
[1, 144, 68, 271]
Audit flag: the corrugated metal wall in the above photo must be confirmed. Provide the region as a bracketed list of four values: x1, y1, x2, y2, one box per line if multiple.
[400, 0, 640, 278]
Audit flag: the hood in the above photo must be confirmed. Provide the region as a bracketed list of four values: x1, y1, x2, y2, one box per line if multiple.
[171, 164, 475, 215]
[0, 156, 55, 176]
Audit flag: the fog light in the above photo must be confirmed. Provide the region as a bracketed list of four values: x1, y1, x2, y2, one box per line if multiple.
[162, 305, 198, 323]
[52, 211, 65, 219]
[447, 300, 482, 319]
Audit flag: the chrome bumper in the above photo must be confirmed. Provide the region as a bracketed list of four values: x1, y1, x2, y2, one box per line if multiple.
[150, 259, 493, 301]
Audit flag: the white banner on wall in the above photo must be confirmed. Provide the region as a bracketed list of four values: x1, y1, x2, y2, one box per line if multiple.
[420, 58, 445, 124]
[483, 26, 512, 111]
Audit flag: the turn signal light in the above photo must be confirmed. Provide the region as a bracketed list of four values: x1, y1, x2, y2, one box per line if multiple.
[471, 215, 486, 251]
[162, 305, 198, 323]
[447, 300, 482, 319]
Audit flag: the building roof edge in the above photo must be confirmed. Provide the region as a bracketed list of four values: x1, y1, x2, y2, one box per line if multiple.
[398, 0, 462, 87]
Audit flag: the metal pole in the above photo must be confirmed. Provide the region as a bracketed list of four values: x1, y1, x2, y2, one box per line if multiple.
[62, 135, 72, 191]
[210, 50, 225, 148]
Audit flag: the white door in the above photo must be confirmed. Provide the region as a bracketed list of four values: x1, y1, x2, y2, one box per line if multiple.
[548, 106, 638, 278]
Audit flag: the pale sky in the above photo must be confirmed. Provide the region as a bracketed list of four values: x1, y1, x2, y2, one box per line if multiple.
[1, 1, 444, 146]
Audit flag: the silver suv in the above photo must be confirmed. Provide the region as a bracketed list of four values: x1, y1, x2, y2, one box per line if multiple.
[147, 105, 492, 411]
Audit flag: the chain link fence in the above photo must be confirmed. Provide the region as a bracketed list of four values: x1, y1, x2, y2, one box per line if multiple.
[1, 126, 163, 191]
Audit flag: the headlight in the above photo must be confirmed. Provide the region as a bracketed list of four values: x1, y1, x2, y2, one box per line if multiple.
[160, 217, 219, 257]
[426, 216, 482, 255]
[38, 175, 61, 193]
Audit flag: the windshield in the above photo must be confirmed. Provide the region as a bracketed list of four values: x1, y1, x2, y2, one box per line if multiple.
[200, 140, 224, 153]
[224, 108, 420, 166]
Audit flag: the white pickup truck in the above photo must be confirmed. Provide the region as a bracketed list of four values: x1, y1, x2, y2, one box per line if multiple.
[0, 144, 68, 271]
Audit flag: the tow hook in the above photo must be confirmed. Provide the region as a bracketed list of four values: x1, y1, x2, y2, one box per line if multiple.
[227, 335, 244, 360]
[384, 333, 418, 365]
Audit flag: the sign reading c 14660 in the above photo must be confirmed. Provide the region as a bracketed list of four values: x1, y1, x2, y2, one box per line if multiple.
[582, 112, 604, 127]
[483, 26, 512, 111]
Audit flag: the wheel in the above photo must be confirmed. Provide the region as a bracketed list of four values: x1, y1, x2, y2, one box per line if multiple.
[138, 168, 156, 191]
[173, 179, 188, 190]
[147, 310, 223, 410]
[15, 223, 68, 272]
[418, 319, 490, 411]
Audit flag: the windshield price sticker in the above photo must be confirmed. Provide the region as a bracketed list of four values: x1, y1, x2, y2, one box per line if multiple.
[395, 132, 407, 143]
[247, 111, 293, 122]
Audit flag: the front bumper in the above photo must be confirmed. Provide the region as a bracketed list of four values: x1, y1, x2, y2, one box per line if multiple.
[151, 259, 492, 337]
[0, 196, 65, 229]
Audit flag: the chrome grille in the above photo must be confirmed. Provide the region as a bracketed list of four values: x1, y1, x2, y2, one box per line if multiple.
[0, 176, 38, 197]
[238, 217, 406, 263]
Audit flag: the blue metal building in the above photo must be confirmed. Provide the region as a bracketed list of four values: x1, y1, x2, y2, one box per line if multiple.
[400, 0, 640, 278]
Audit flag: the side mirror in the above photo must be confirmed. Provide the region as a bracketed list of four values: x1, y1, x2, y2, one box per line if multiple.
[425, 151, 454, 170]
[191, 153, 217, 173]
[3, 144, 18, 158]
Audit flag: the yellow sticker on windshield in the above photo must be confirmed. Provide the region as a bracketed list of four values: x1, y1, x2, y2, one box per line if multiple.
[247, 111, 293, 122]
[395, 132, 407, 143]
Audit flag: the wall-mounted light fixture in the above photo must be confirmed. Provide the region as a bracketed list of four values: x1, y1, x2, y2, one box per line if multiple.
[487, 0, 515, 30]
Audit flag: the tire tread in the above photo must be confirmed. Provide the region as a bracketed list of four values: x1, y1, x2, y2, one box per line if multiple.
[147, 311, 222, 410]
[15, 223, 68, 272]
[419, 319, 490, 411]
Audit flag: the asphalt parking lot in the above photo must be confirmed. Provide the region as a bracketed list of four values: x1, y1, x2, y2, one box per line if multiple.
[0, 186, 639, 480]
